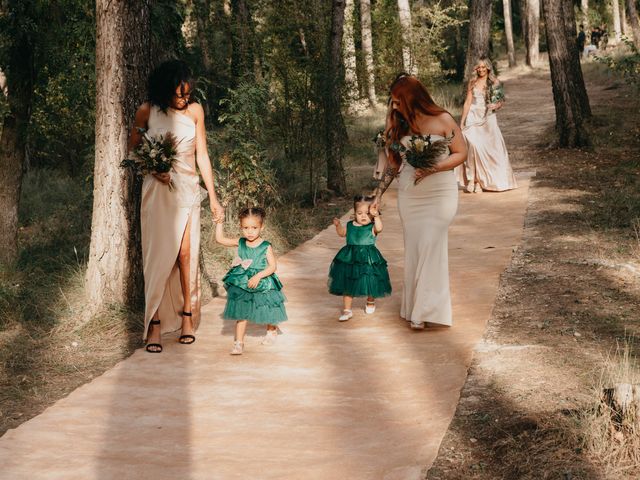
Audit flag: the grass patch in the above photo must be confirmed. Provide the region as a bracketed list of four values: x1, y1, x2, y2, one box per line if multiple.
[578, 338, 640, 476]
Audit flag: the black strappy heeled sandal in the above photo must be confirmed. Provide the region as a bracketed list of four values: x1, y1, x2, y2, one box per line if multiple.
[145, 319, 163, 353]
[179, 311, 196, 345]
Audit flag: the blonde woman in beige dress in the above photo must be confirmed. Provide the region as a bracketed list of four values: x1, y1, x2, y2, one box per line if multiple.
[128, 60, 224, 353]
[373, 75, 467, 329]
[457, 57, 517, 193]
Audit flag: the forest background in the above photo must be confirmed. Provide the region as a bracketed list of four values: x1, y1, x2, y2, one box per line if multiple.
[1, 0, 640, 475]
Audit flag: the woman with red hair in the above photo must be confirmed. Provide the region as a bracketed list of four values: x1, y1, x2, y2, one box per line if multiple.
[373, 74, 467, 329]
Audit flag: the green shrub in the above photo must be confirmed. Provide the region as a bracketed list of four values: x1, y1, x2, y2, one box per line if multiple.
[596, 39, 640, 90]
[213, 82, 280, 217]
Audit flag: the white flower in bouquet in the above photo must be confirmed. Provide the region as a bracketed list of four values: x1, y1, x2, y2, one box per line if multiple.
[121, 130, 180, 191]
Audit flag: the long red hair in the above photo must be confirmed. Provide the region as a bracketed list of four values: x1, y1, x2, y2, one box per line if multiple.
[386, 75, 447, 168]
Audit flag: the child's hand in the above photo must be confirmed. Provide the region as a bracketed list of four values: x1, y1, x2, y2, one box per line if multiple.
[333, 218, 341, 227]
[247, 274, 261, 289]
[369, 205, 380, 217]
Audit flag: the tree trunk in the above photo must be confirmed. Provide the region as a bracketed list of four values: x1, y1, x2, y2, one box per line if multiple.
[581, 0, 589, 28]
[524, 0, 540, 66]
[613, 0, 622, 43]
[360, 0, 377, 107]
[627, 0, 640, 49]
[542, 0, 591, 147]
[621, 0, 627, 36]
[0, 5, 34, 266]
[230, 0, 257, 81]
[466, 0, 493, 79]
[343, 0, 359, 101]
[325, 0, 347, 195]
[86, 0, 151, 309]
[397, 0, 414, 74]
[503, 0, 517, 67]
[193, 0, 213, 117]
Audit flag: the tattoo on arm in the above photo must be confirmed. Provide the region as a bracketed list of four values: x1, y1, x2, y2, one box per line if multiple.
[374, 165, 399, 198]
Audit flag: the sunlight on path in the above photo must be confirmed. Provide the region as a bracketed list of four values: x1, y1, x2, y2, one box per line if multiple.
[0, 68, 546, 480]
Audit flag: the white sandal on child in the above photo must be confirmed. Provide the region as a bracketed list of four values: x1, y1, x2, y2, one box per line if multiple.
[261, 329, 278, 345]
[365, 301, 376, 314]
[230, 341, 244, 355]
[338, 309, 353, 322]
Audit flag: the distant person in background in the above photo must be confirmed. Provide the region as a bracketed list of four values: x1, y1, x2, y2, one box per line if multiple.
[592, 27, 602, 47]
[457, 57, 517, 193]
[584, 27, 599, 57]
[600, 24, 609, 50]
[577, 25, 586, 56]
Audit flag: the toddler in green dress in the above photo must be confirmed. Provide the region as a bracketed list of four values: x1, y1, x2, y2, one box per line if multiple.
[215, 207, 287, 355]
[328, 195, 392, 321]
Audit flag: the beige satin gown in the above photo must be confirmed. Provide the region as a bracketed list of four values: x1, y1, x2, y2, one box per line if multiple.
[456, 87, 517, 192]
[397, 135, 458, 326]
[141, 105, 203, 340]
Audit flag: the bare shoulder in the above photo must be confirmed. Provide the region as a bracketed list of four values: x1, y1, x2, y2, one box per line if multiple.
[132, 102, 152, 129]
[135, 102, 152, 121]
[188, 102, 205, 123]
[438, 112, 457, 131]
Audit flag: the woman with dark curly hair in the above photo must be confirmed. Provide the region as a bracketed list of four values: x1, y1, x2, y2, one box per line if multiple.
[128, 60, 225, 353]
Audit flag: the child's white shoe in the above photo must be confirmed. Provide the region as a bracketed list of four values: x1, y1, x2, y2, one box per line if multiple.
[230, 341, 244, 355]
[365, 301, 376, 314]
[261, 329, 278, 345]
[338, 309, 353, 322]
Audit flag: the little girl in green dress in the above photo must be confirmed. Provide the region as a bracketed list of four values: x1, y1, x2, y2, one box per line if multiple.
[328, 195, 392, 321]
[215, 207, 287, 355]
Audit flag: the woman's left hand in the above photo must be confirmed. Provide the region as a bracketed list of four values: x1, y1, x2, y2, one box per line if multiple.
[414, 166, 438, 184]
[247, 274, 261, 289]
[210, 200, 225, 223]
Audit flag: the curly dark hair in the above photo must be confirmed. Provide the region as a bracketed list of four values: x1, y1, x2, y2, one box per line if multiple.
[239, 207, 266, 224]
[147, 60, 195, 112]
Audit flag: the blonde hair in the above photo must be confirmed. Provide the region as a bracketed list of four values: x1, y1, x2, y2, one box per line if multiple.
[470, 57, 500, 104]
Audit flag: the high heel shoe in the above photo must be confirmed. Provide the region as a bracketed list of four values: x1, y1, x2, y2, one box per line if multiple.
[145, 319, 163, 353]
[178, 311, 196, 344]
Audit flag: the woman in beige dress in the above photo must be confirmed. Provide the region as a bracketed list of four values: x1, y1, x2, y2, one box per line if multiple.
[128, 60, 224, 353]
[457, 57, 517, 193]
[373, 75, 467, 329]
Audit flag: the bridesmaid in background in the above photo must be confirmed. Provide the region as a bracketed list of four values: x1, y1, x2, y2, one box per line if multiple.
[457, 57, 517, 193]
[373, 75, 467, 329]
[129, 60, 224, 353]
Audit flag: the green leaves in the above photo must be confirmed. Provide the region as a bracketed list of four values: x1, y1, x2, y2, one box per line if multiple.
[214, 81, 279, 215]
[596, 39, 640, 90]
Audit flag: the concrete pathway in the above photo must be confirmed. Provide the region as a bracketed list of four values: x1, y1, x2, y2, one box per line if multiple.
[0, 176, 530, 479]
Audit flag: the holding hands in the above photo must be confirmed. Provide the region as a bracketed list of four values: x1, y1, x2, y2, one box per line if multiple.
[211, 200, 225, 223]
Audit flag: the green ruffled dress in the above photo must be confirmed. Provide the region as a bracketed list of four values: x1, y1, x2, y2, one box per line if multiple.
[222, 238, 287, 324]
[328, 221, 392, 298]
